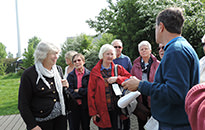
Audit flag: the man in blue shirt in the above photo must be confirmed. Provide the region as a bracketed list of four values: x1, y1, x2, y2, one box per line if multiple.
[111, 39, 132, 73]
[122, 7, 199, 130]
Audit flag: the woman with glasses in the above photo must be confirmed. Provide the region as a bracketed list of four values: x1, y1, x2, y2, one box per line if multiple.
[67, 53, 91, 130]
[131, 40, 160, 130]
[88, 44, 131, 130]
[158, 43, 165, 59]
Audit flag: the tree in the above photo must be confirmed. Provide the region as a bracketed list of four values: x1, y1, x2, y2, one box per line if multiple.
[7, 52, 13, 58]
[57, 33, 115, 71]
[0, 42, 7, 59]
[86, 0, 205, 61]
[0, 59, 7, 75]
[22, 36, 41, 69]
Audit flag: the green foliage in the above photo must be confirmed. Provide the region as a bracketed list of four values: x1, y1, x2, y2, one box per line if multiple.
[22, 36, 41, 69]
[7, 52, 13, 58]
[0, 75, 20, 115]
[57, 33, 116, 71]
[0, 59, 7, 75]
[0, 42, 7, 59]
[86, 0, 205, 61]
[4, 58, 18, 74]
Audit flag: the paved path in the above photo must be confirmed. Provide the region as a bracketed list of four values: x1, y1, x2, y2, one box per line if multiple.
[0, 114, 138, 130]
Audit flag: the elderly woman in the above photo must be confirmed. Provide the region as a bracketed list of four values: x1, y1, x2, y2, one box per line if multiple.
[88, 44, 131, 130]
[64, 50, 77, 130]
[67, 53, 90, 130]
[131, 40, 160, 130]
[64, 50, 78, 79]
[18, 42, 68, 130]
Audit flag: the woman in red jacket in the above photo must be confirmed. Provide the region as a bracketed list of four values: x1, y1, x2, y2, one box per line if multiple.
[88, 44, 131, 130]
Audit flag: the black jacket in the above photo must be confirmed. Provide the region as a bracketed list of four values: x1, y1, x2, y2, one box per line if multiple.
[67, 67, 90, 110]
[18, 65, 64, 130]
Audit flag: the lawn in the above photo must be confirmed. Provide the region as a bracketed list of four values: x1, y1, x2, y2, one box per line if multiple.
[0, 74, 21, 116]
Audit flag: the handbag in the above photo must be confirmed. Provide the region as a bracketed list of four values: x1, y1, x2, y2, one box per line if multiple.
[63, 87, 78, 112]
[114, 64, 137, 117]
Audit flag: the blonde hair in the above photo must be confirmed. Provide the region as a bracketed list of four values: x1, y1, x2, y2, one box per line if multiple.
[65, 51, 78, 61]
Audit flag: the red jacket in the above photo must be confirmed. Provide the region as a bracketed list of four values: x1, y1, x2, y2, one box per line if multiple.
[131, 54, 160, 108]
[88, 59, 131, 128]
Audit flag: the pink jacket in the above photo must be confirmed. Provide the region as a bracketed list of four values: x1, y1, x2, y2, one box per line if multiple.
[131, 54, 160, 107]
[185, 83, 205, 130]
[88, 59, 131, 128]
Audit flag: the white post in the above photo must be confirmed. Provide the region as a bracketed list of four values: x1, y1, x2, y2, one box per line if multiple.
[15, 0, 21, 58]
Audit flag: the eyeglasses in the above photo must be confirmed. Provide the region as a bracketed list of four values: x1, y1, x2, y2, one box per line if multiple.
[114, 46, 122, 49]
[202, 43, 205, 46]
[73, 59, 81, 63]
[157, 46, 164, 51]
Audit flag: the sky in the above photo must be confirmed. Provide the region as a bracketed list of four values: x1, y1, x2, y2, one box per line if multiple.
[0, 0, 109, 58]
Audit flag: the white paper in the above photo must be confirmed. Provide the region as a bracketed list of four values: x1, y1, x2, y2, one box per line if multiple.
[144, 116, 159, 130]
[117, 91, 141, 108]
[112, 83, 122, 96]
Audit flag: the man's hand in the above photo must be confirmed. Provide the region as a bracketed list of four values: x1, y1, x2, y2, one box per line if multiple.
[121, 76, 141, 91]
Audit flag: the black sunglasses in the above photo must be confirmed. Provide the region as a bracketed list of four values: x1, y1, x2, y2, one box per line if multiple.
[114, 46, 122, 49]
[157, 46, 164, 51]
[73, 59, 81, 63]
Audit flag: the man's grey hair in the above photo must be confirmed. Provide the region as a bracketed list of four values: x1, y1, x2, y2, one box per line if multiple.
[111, 39, 123, 47]
[34, 42, 60, 63]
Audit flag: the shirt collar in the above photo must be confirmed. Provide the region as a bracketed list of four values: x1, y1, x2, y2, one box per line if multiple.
[75, 67, 85, 75]
[100, 64, 111, 71]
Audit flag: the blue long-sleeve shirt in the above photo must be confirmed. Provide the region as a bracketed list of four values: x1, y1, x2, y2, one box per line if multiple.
[138, 37, 199, 127]
[113, 53, 132, 73]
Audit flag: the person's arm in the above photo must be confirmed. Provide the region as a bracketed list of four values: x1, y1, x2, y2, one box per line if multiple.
[116, 64, 132, 84]
[78, 73, 89, 96]
[67, 72, 83, 98]
[87, 73, 98, 116]
[139, 50, 192, 104]
[18, 70, 38, 130]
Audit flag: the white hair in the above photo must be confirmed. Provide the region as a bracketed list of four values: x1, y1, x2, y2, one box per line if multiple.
[98, 44, 116, 59]
[111, 39, 123, 47]
[34, 42, 60, 63]
[138, 40, 152, 51]
[202, 35, 205, 43]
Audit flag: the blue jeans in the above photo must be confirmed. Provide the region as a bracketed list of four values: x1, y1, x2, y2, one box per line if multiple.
[159, 125, 191, 130]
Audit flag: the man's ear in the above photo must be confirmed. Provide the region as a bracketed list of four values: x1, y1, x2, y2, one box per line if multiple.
[159, 22, 164, 32]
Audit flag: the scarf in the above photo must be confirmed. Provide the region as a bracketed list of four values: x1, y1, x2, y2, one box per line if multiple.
[35, 61, 66, 115]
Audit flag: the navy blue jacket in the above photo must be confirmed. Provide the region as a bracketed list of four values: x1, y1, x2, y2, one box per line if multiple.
[67, 67, 90, 110]
[138, 37, 200, 127]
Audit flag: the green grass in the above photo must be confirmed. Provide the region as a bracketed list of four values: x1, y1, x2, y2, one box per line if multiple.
[0, 74, 21, 116]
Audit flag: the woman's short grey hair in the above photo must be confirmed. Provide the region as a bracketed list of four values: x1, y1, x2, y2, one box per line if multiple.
[98, 44, 116, 59]
[138, 40, 152, 51]
[65, 51, 78, 61]
[111, 39, 123, 47]
[34, 42, 60, 63]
